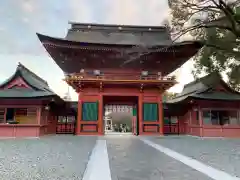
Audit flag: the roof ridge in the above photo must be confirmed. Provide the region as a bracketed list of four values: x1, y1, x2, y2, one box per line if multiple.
[68, 22, 167, 29]
[17, 62, 48, 86]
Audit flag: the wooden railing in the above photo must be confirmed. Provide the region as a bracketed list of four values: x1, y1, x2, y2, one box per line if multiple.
[65, 73, 176, 81]
[56, 123, 75, 134]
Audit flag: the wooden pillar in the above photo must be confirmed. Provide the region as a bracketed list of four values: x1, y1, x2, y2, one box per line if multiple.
[138, 93, 143, 134]
[158, 95, 163, 135]
[98, 93, 103, 135]
[4, 108, 7, 123]
[37, 107, 41, 125]
[76, 92, 82, 135]
[199, 108, 203, 137]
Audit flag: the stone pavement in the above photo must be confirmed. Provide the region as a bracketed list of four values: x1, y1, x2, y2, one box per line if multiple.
[0, 135, 239, 180]
[148, 135, 240, 178]
[106, 136, 212, 180]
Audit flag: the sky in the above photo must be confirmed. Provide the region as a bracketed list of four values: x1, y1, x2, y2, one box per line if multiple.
[0, 0, 194, 101]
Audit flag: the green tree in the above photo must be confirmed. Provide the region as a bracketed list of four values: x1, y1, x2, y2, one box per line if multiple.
[162, 92, 178, 101]
[169, 0, 240, 90]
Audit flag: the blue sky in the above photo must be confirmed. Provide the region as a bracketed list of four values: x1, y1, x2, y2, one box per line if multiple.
[0, 0, 193, 100]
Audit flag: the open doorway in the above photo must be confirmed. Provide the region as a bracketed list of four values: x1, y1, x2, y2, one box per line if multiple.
[103, 96, 138, 135]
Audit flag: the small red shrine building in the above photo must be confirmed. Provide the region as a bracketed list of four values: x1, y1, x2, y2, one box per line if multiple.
[0, 63, 64, 137]
[37, 22, 202, 136]
[165, 73, 240, 137]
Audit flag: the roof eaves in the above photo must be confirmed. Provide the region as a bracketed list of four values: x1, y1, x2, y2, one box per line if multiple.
[37, 32, 203, 48]
[0, 70, 18, 88]
[165, 95, 190, 104]
[17, 63, 48, 86]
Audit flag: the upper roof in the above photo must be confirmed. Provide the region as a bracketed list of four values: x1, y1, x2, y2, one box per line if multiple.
[36, 22, 203, 75]
[0, 63, 59, 99]
[65, 22, 172, 46]
[167, 72, 240, 103]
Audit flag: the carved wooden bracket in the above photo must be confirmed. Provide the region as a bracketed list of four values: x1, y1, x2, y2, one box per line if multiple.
[140, 83, 144, 92]
[99, 82, 103, 92]
[78, 81, 83, 92]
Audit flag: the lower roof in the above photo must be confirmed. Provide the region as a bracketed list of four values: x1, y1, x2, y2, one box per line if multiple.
[0, 89, 57, 99]
[167, 91, 240, 104]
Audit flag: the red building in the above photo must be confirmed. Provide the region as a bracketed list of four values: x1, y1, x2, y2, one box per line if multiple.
[0, 63, 65, 137]
[165, 73, 240, 137]
[37, 22, 202, 135]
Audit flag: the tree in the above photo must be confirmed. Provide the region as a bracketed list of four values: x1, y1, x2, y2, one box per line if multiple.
[169, 0, 240, 90]
[162, 92, 178, 101]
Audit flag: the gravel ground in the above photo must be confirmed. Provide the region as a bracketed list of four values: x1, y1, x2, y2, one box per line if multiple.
[2, 134, 237, 180]
[148, 135, 240, 178]
[106, 136, 212, 180]
[0, 135, 97, 180]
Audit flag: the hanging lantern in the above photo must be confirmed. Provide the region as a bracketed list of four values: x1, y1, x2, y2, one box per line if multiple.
[45, 105, 50, 111]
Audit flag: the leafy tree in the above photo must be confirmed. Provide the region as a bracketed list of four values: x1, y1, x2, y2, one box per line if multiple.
[168, 0, 240, 90]
[162, 92, 178, 101]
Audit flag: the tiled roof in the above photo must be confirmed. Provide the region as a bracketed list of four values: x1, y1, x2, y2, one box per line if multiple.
[65, 22, 172, 46]
[167, 72, 240, 103]
[0, 63, 60, 99]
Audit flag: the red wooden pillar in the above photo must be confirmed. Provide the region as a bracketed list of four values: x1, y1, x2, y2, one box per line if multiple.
[98, 93, 103, 135]
[76, 92, 82, 135]
[158, 95, 163, 135]
[37, 107, 41, 125]
[138, 93, 143, 134]
[199, 108, 203, 137]
[4, 108, 7, 123]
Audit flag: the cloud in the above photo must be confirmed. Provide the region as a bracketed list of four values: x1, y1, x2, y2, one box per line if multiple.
[69, 0, 95, 23]
[0, 0, 171, 55]
[21, 0, 35, 13]
[68, 0, 169, 25]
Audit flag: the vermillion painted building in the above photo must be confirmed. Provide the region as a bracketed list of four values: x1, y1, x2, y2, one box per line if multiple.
[0, 63, 65, 137]
[164, 73, 240, 138]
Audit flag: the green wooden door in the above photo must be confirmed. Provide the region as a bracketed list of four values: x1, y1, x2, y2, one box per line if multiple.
[82, 102, 98, 121]
[143, 103, 158, 122]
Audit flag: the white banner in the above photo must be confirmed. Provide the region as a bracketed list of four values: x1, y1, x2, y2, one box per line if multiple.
[105, 105, 133, 113]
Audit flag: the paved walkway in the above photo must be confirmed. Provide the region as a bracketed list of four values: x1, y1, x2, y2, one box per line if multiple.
[0, 135, 239, 180]
[148, 135, 240, 178]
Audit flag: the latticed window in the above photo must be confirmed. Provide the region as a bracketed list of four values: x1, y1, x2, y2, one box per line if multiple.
[15, 108, 37, 124]
[6, 108, 38, 124]
[203, 110, 240, 125]
[58, 116, 75, 123]
[58, 116, 67, 123]
[82, 102, 98, 121]
[143, 103, 158, 122]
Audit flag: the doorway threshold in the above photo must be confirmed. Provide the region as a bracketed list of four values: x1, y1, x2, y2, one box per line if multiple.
[104, 132, 133, 136]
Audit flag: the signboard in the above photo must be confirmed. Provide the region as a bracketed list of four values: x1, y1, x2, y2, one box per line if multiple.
[104, 105, 134, 113]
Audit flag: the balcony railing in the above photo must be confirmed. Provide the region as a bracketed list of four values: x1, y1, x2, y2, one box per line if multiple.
[65, 72, 176, 82]
[65, 73, 176, 81]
